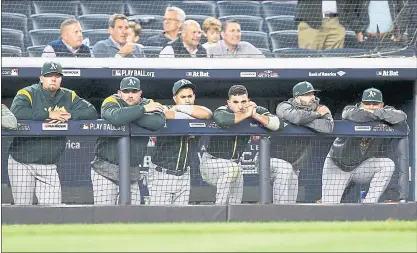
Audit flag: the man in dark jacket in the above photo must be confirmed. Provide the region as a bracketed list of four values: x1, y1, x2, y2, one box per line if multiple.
[322, 88, 407, 204]
[8, 61, 98, 205]
[272, 81, 334, 203]
[295, 0, 355, 49]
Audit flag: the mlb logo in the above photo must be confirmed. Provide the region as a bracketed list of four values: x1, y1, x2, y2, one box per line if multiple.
[11, 69, 18, 76]
[186, 72, 193, 77]
[376, 71, 382, 76]
[81, 124, 89, 129]
[112, 70, 121, 76]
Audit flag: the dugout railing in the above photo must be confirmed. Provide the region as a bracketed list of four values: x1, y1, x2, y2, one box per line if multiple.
[1, 119, 410, 205]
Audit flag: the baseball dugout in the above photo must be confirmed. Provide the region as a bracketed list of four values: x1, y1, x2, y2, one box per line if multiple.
[1, 119, 410, 205]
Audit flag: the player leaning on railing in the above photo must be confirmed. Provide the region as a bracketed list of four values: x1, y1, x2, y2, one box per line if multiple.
[148, 79, 212, 205]
[322, 88, 408, 204]
[91, 77, 166, 205]
[199, 85, 282, 205]
[271, 81, 334, 204]
[8, 61, 98, 205]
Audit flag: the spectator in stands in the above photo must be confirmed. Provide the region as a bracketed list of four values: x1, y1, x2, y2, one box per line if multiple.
[42, 19, 92, 57]
[353, 0, 410, 49]
[295, 0, 353, 50]
[1, 104, 17, 130]
[8, 61, 97, 205]
[92, 14, 145, 58]
[143, 6, 185, 47]
[202, 17, 222, 49]
[127, 21, 144, 48]
[207, 19, 265, 58]
[159, 20, 207, 58]
[91, 77, 166, 205]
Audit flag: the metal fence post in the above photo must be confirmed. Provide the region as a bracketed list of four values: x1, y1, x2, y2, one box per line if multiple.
[259, 136, 272, 204]
[118, 136, 131, 205]
[397, 136, 410, 202]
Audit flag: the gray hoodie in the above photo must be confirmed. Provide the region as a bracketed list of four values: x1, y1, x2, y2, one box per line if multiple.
[1, 104, 17, 130]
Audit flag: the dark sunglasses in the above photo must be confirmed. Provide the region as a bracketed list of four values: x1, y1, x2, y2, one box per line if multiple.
[121, 89, 140, 94]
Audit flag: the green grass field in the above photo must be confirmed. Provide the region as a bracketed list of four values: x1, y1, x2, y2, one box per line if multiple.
[2, 221, 416, 252]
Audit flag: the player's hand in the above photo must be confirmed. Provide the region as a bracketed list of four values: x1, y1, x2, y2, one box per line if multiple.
[316, 105, 330, 116]
[48, 111, 71, 123]
[118, 43, 135, 57]
[144, 102, 165, 113]
[245, 101, 257, 117]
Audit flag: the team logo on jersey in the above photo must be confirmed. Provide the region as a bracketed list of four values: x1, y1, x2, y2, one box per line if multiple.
[45, 105, 67, 112]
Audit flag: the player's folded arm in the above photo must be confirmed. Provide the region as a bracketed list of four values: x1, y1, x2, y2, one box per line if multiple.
[276, 103, 319, 125]
[374, 106, 407, 124]
[213, 108, 236, 127]
[101, 99, 145, 126]
[303, 117, 335, 133]
[133, 112, 166, 131]
[341, 105, 378, 122]
[11, 90, 48, 120]
[69, 92, 98, 120]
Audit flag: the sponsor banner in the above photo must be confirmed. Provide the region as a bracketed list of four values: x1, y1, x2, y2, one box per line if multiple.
[354, 126, 371, 131]
[185, 71, 210, 77]
[376, 70, 399, 77]
[80, 123, 127, 132]
[42, 123, 68, 130]
[1, 68, 19, 76]
[189, 122, 206, 128]
[372, 124, 394, 132]
[257, 70, 278, 78]
[112, 69, 155, 78]
[240, 72, 257, 78]
[62, 69, 81, 76]
[308, 71, 346, 77]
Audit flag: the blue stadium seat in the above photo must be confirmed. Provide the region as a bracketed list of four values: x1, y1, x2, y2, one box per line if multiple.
[127, 15, 164, 30]
[83, 29, 109, 48]
[30, 14, 75, 30]
[217, 1, 261, 17]
[140, 29, 164, 47]
[262, 1, 297, 17]
[219, 15, 263, 32]
[126, 1, 169, 16]
[80, 0, 125, 15]
[241, 31, 269, 50]
[344, 30, 359, 48]
[143, 46, 163, 58]
[172, 1, 216, 17]
[1, 45, 23, 57]
[2, 1, 31, 16]
[2, 28, 24, 50]
[2, 13, 28, 33]
[26, 45, 46, 57]
[32, 1, 79, 16]
[270, 30, 298, 50]
[320, 48, 371, 57]
[273, 48, 322, 58]
[186, 15, 211, 28]
[79, 14, 111, 30]
[258, 48, 274, 58]
[29, 29, 61, 46]
[265, 15, 296, 32]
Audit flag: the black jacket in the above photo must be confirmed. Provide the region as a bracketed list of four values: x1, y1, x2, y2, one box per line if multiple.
[295, 0, 355, 29]
[163, 38, 207, 58]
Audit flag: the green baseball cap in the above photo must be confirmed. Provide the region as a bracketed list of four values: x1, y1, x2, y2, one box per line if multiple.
[172, 79, 196, 95]
[293, 81, 320, 97]
[41, 61, 63, 76]
[362, 88, 383, 103]
[120, 77, 141, 90]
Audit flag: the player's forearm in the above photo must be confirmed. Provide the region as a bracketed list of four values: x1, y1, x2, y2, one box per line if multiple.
[342, 107, 377, 122]
[304, 118, 334, 133]
[374, 108, 407, 124]
[213, 110, 238, 127]
[102, 105, 145, 125]
[175, 105, 212, 119]
[133, 113, 166, 131]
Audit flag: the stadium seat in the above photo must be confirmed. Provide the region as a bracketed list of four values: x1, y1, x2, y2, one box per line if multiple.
[217, 1, 261, 17]
[1, 13, 28, 33]
[26, 45, 46, 57]
[258, 48, 274, 58]
[31, 14, 75, 30]
[143, 46, 163, 58]
[320, 48, 371, 57]
[79, 14, 112, 30]
[1, 28, 24, 50]
[262, 1, 297, 17]
[126, 1, 170, 16]
[344, 30, 359, 48]
[273, 48, 322, 58]
[241, 31, 269, 50]
[219, 15, 263, 32]
[270, 30, 298, 50]
[265, 15, 297, 32]
[32, 1, 79, 16]
[80, 0, 125, 15]
[82, 29, 109, 48]
[1, 1, 31, 16]
[185, 15, 211, 29]
[127, 15, 164, 30]
[29, 29, 61, 46]
[140, 29, 164, 47]
[1, 45, 23, 57]
[172, 1, 216, 17]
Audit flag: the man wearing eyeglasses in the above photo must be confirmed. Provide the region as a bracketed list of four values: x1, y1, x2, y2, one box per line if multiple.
[143, 6, 185, 48]
[321, 88, 407, 204]
[91, 77, 166, 205]
[148, 79, 212, 205]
